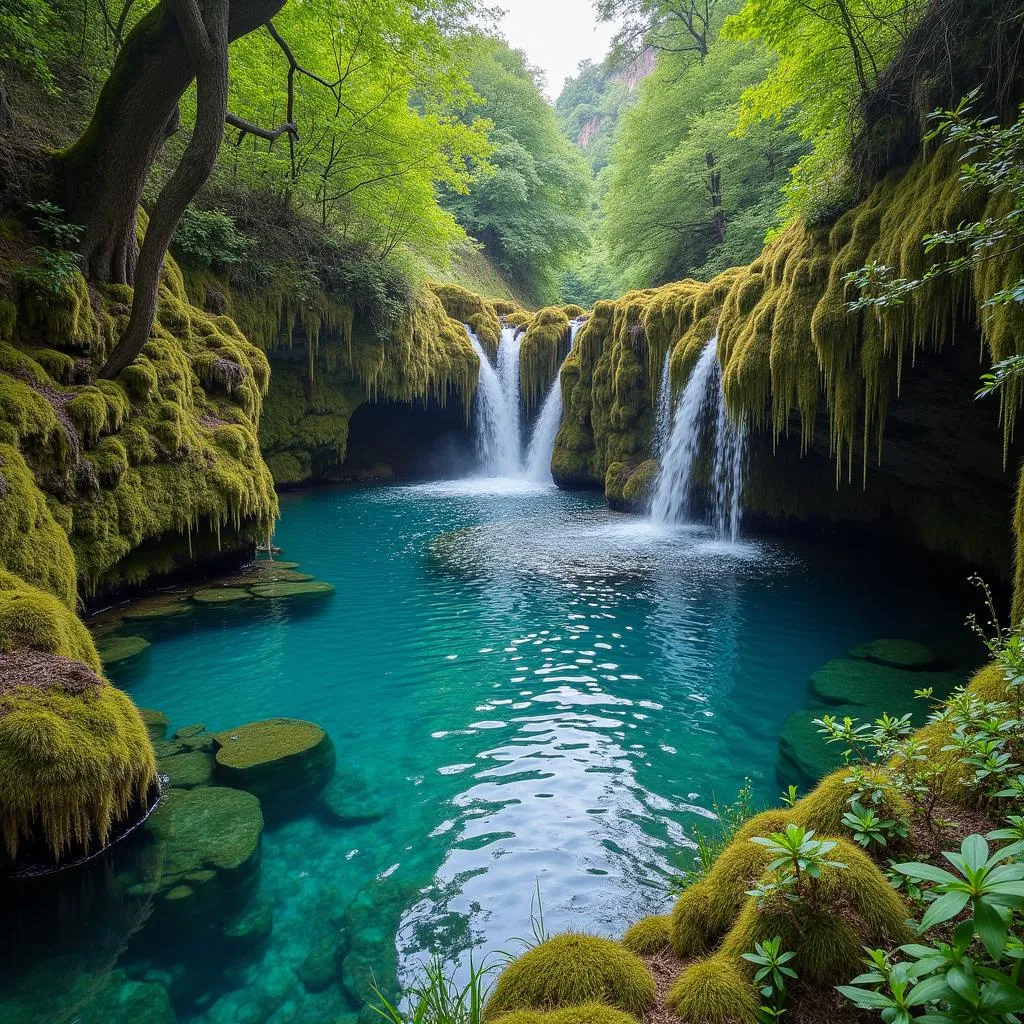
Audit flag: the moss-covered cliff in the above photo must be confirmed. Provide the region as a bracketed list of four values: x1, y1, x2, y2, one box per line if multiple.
[552, 143, 1023, 586]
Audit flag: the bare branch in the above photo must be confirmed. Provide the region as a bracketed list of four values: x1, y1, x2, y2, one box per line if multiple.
[225, 112, 297, 143]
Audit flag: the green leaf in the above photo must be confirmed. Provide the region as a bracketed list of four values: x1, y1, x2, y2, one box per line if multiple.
[895, 862, 961, 885]
[920, 890, 971, 932]
[972, 897, 1008, 959]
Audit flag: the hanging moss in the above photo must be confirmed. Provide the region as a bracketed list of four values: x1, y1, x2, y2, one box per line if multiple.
[430, 283, 502, 357]
[520, 307, 570, 413]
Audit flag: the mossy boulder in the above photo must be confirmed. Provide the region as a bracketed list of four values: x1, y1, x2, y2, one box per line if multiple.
[157, 751, 214, 789]
[213, 718, 336, 805]
[140, 708, 169, 741]
[192, 588, 253, 604]
[173, 723, 206, 739]
[249, 580, 334, 599]
[849, 638, 938, 670]
[483, 934, 655, 1020]
[97, 634, 151, 666]
[491, 1006, 640, 1024]
[621, 914, 671, 955]
[139, 786, 263, 916]
[719, 839, 912, 985]
[665, 954, 759, 1024]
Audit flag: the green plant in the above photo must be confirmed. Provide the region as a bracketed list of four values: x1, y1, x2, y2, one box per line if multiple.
[171, 207, 252, 272]
[895, 836, 1024, 958]
[371, 954, 494, 1024]
[780, 785, 799, 808]
[842, 801, 907, 850]
[679, 778, 757, 889]
[741, 936, 797, 1022]
[13, 200, 83, 296]
[748, 825, 847, 902]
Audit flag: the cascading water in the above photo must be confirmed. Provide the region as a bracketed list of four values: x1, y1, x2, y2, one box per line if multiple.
[653, 348, 673, 460]
[465, 327, 521, 476]
[496, 326, 523, 458]
[467, 318, 581, 482]
[525, 375, 563, 482]
[649, 333, 746, 539]
[523, 318, 583, 483]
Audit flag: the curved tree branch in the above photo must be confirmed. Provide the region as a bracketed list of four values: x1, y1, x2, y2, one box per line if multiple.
[225, 111, 297, 143]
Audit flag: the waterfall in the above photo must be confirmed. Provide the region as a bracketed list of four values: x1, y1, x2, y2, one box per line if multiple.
[649, 334, 746, 538]
[466, 327, 521, 476]
[525, 375, 563, 482]
[496, 326, 523, 459]
[523, 318, 583, 483]
[653, 348, 672, 459]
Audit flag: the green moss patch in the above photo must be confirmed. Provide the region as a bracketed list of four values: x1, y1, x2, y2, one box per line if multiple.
[121, 593, 193, 621]
[139, 785, 263, 913]
[849, 637, 938, 670]
[484, 934, 655, 1020]
[213, 718, 336, 804]
[808, 658, 960, 710]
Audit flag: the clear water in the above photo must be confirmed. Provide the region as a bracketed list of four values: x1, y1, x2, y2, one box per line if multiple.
[2, 480, 977, 1023]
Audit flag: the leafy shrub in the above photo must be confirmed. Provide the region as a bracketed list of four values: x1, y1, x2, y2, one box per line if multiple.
[171, 207, 251, 272]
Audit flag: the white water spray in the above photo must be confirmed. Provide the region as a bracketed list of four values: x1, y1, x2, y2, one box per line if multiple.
[654, 348, 673, 460]
[496, 326, 523, 458]
[649, 334, 746, 539]
[466, 327, 521, 476]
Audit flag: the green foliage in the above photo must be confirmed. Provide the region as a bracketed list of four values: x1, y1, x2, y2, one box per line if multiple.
[171, 207, 252, 272]
[13, 202, 83, 298]
[599, 21, 806, 290]
[741, 936, 797, 1022]
[747, 824, 848, 903]
[443, 34, 590, 304]
[839, 834, 1024, 1023]
[483, 934, 655, 1020]
[723, 0, 926, 220]
[371, 953, 494, 1024]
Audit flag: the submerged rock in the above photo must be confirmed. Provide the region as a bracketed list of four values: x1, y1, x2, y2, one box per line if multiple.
[808, 658, 961, 710]
[249, 580, 334, 599]
[157, 751, 214, 789]
[223, 897, 274, 950]
[137, 786, 263, 918]
[319, 773, 390, 827]
[212, 718, 336, 805]
[777, 708, 849, 789]
[192, 588, 253, 604]
[72, 971, 176, 1024]
[97, 634, 151, 665]
[121, 593, 193, 621]
[297, 934, 340, 992]
[174, 723, 206, 739]
[849, 637, 938, 670]
[140, 708, 169, 742]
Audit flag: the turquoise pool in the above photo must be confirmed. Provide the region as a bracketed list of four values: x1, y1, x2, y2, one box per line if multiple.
[1, 479, 979, 1023]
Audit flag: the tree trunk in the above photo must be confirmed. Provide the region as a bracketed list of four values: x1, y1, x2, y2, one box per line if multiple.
[100, 0, 229, 379]
[58, 0, 285, 285]
[705, 151, 725, 244]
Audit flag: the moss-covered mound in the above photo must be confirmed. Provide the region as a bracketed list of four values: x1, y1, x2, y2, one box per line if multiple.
[491, 1005, 640, 1024]
[520, 307, 571, 412]
[665, 953, 760, 1024]
[621, 914, 671, 955]
[213, 718, 336, 803]
[0, 645, 156, 862]
[484, 934, 656, 1020]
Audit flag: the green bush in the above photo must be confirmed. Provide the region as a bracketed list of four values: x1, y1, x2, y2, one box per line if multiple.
[171, 207, 251, 272]
[483, 934, 655, 1020]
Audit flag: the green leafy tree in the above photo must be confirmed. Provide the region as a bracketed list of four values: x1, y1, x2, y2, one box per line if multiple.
[443, 34, 590, 304]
